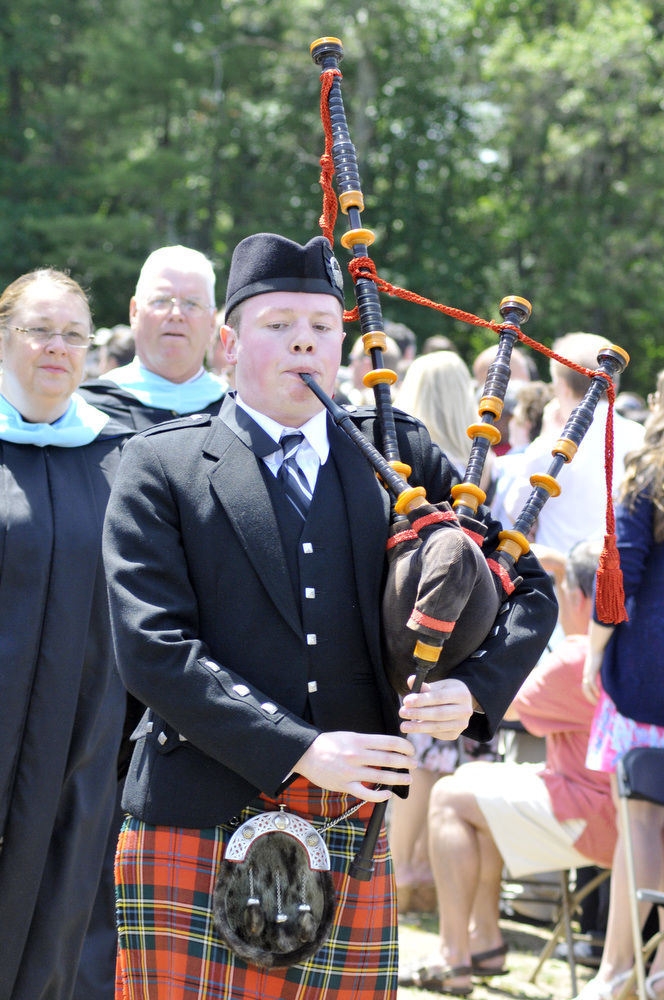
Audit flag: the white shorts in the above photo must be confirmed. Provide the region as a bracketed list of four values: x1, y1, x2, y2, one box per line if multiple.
[454, 760, 591, 878]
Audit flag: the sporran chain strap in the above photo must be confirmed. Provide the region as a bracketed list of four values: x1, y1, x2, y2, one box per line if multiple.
[317, 799, 364, 835]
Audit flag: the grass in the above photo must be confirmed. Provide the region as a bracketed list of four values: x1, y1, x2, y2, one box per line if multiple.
[397, 910, 596, 1000]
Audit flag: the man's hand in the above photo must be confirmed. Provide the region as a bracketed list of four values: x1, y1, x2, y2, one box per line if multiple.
[293, 731, 415, 801]
[399, 676, 474, 740]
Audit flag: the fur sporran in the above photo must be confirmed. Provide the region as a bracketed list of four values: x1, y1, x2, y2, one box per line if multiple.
[213, 809, 336, 968]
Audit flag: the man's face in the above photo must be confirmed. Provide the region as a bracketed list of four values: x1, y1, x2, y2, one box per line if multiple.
[130, 266, 216, 384]
[222, 290, 344, 427]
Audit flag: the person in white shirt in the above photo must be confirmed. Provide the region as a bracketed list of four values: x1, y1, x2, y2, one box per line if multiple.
[503, 332, 644, 554]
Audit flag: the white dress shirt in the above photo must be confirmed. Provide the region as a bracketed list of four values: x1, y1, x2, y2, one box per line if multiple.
[235, 395, 330, 493]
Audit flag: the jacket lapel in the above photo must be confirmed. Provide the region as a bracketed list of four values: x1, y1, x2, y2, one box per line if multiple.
[203, 398, 302, 635]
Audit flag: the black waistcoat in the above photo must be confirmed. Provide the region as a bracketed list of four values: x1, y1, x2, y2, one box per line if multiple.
[262, 455, 385, 734]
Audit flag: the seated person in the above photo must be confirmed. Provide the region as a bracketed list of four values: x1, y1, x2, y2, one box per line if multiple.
[400, 538, 616, 996]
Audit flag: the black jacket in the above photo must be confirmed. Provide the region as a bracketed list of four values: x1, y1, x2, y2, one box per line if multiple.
[103, 395, 557, 827]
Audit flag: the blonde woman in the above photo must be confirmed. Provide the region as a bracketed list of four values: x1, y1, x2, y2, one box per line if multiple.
[395, 350, 492, 491]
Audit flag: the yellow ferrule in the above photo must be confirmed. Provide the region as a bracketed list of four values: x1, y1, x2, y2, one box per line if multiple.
[530, 473, 561, 498]
[553, 439, 578, 463]
[361, 331, 387, 353]
[497, 529, 530, 558]
[363, 368, 398, 388]
[394, 486, 427, 515]
[414, 640, 442, 663]
[310, 36, 342, 54]
[467, 422, 502, 446]
[340, 227, 375, 250]
[478, 395, 504, 419]
[389, 460, 412, 479]
[451, 482, 486, 512]
[339, 190, 364, 213]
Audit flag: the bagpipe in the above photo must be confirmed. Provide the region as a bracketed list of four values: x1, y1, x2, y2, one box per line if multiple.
[305, 36, 630, 879]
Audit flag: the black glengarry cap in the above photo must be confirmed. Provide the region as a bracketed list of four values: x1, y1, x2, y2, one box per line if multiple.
[224, 233, 344, 320]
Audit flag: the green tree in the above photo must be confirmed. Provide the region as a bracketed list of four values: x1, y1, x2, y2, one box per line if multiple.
[464, 0, 664, 389]
[2, 0, 663, 393]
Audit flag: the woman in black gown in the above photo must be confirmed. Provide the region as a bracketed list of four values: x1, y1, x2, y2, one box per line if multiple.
[0, 269, 130, 999]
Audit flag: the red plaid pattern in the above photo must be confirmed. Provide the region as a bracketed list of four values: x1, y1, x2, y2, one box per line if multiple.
[115, 779, 397, 999]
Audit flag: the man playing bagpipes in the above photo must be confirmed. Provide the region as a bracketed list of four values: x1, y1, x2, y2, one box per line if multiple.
[103, 230, 557, 999]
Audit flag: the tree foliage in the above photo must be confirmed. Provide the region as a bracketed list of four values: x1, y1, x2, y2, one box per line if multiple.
[1, 0, 663, 392]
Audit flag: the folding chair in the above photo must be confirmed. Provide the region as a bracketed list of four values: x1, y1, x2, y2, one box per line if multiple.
[526, 867, 610, 997]
[616, 746, 664, 1000]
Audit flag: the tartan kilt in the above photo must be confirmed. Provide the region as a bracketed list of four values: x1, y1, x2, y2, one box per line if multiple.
[115, 778, 397, 999]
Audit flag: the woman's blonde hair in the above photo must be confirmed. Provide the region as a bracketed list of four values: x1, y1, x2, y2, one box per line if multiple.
[394, 351, 476, 473]
[620, 369, 664, 542]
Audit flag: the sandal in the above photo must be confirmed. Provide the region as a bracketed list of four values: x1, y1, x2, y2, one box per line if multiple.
[399, 962, 473, 996]
[471, 943, 508, 977]
[646, 971, 664, 1000]
[574, 971, 634, 1000]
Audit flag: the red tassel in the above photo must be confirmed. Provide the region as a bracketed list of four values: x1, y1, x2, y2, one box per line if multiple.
[596, 533, 628, 624]
[595, 381, 628, 624]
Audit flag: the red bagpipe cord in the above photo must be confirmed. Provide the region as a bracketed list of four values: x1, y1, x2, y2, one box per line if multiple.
[318, 69, 341, 247]
[316, 67, 627, 625]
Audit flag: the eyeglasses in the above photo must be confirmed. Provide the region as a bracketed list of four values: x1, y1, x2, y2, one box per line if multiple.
[144, 296, 213, 316]
[11, 326, 93, 350]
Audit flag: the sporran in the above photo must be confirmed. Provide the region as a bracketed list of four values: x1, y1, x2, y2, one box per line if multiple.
[213, 805, 358, 968]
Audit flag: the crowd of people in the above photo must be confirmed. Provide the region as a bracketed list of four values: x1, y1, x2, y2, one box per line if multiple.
[0, 233, 661, 1000]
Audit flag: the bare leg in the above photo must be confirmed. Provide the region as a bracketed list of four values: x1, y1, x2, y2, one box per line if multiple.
[648, 810, 664, 998]
[427, 770, 503, 989]
[390, 767, 443, 891]
[468, 824, 506, 967]
[645, 820, 664, 997]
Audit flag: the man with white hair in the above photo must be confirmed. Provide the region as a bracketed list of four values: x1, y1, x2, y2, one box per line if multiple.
[76, 246, 225, 1000]
[80, 245, 225, 429]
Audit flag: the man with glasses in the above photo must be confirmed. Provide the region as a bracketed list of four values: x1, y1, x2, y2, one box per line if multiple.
[79, 245, 225, 430]
[76, 246, 224, 1000]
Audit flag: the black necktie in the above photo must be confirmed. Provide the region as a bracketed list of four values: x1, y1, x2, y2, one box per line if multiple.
[278, 432, 313, 519]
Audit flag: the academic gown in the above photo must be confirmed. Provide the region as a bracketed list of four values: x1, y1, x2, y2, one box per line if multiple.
[75, 376, 224, 1000]
[78, 379, 224, 431]
[0, 424, 129, 1000]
